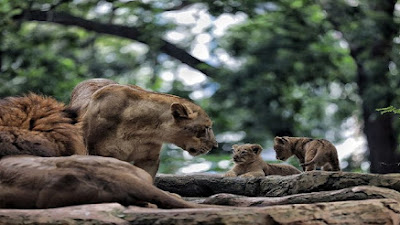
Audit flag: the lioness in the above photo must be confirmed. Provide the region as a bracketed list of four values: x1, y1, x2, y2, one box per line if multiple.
[224, 144, 301, 177]
[0, 155, 214, 209]
[0, 93, 86, 157]
[273, 136, 340, 171]
[69, 79, 218, 178]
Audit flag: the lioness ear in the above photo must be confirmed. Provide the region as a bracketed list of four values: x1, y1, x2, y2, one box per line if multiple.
[274, 136, 286, 145]
[171, 103, 192, 119]
[251, 144, 263, 154]
[232, 144, 239, 150]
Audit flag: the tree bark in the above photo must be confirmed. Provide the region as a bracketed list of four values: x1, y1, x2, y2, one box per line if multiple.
[15, 10, 219, 78]
[0, 199, 398, 225]
[190, 185, 400, 207]
[320, 0, 400, 174]
[154, 172, 400, 197]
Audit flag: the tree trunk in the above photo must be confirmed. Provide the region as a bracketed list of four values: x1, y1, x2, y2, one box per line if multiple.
[354, 1, 400, 173]
[0, 199, 398, 225]
[364, 110, 399, 173]
[320, 0, 400, 174]
[154, 172, 400, 197]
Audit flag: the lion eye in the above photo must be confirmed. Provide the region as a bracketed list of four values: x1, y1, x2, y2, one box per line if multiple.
[195, 127, 207, 138]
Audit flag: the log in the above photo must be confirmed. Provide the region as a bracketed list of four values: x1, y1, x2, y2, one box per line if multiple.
[155, 171, 400, 197]
[189, 185, 400, 206]
[0, 199, 398, 225]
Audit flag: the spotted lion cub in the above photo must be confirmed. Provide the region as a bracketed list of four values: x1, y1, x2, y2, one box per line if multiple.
[273, 136, 340, 171]
[224, 144, 301, 177]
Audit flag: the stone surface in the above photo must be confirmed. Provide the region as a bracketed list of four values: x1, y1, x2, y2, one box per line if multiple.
[155, 171, 400, 197]
[190, 185, 400, 206]
[0, 199, 399, 225]
[1, 172, 400, 224]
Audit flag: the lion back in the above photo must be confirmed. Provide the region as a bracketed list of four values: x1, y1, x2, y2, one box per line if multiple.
[0, 94, 86, 157]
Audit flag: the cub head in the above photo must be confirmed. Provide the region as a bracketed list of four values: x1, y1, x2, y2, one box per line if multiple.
[169, 102, 218, 156]
[273, 136, 292, 161]
[231, 144, 263, 164]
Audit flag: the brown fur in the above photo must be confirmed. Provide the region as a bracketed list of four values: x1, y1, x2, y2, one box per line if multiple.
[69, 79, 218, 178]
[224, 144, 301, 177]
[0, 94, 86, 157]
[273, 136, 340, 171]
[0, 155, 215, 209]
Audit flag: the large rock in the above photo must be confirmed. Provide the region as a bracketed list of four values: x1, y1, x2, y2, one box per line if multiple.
[155, 171, 400, 197]
[0, 199, 399, 225]
[1, 172, 400, 224]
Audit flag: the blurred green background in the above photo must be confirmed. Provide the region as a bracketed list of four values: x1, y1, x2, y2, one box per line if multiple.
[1, 0, 400, 174]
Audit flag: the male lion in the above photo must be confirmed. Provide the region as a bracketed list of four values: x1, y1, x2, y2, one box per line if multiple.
[273, 136, 340, 171]
[0, 155, 214, 209]
[224, 144, 301, 177]
[69, 79, 218, 178]
[0, 93, 86, 157]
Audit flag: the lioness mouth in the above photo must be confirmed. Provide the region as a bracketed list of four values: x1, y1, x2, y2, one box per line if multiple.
[188, 148, 197, 154]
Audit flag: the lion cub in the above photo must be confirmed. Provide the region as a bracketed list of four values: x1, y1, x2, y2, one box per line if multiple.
[224, 144, 301, 177]
[273, 136, 340, 171]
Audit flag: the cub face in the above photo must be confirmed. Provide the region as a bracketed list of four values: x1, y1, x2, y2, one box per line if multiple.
[273, 136, 292, 161]
[170, 103, 218, 156]
[231, 144, 262, 164]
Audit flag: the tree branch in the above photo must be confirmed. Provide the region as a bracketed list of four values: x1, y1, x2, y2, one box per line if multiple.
[15, 10, 219, 78]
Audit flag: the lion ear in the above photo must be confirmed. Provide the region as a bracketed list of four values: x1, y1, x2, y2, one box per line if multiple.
[274, 136, 286, 145]
[251, 144, 263, 154]
[171, 103, 193, 119]
[232, 144, 239, 150]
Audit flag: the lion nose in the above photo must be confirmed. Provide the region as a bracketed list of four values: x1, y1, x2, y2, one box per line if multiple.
[212, 141, 218, 150]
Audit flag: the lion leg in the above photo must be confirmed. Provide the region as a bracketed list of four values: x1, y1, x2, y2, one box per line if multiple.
[224, 169, 237, 177]
[239, 170, 264, 178]
[134, 158, 160, 180]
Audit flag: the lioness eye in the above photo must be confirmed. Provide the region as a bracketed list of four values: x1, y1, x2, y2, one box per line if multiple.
[196, 127, 207, 138]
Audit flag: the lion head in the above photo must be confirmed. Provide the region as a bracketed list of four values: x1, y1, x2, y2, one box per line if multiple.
[273, 136, 293, 161]
[168, 102, 218, 156]
[231, 143, 262, 164]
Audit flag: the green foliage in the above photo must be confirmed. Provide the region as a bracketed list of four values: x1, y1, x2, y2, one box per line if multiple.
[377, 106, 400, 115]
[211, 1, 357, 144]
[1, 0, 399, 173]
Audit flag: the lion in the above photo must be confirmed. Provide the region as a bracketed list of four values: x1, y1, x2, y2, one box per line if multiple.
[0, 155, 217, 209]
[0, 93, 86, 157]
[273, 136, 340, 171]
[224, 144, 301, 177]
[69, 79, 218, 178]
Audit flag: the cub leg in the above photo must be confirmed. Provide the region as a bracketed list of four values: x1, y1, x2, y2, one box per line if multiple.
[224, 170, 237, 177]
[303, 150, 318, 171]
[239, 170, 264, 178]
[329, 155, 341, 171]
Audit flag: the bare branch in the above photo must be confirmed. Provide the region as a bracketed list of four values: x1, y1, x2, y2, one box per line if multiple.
[15, 10, 219, 78]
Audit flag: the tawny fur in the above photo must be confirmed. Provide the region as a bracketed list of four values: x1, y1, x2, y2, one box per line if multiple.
[0, 155, 214, 209]
[273, 136, 340, 171]
[225, 144, 301, 177]
[0, 93, 86, 157]
[69, 79, 218, 178]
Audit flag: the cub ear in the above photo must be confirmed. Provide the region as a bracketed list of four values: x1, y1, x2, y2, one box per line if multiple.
[251, 144, 263, 154]
[274, 136, 287, 145]
[232, 144, 239, 150]
[171, 103, 193, 119]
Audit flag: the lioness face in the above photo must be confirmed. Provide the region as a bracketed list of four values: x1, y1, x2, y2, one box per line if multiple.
[231, 144, 262, 164]
[170, 103, 218, 156]
[273, 136, 292, 161]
